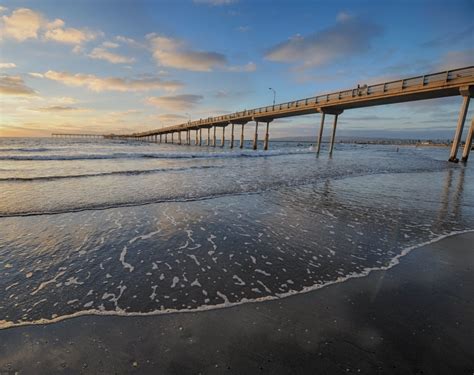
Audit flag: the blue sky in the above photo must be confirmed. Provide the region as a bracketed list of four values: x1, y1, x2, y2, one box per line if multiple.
[0, 0, 473, 138]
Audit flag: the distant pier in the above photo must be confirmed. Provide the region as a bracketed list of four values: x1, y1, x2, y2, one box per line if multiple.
[52, 133, 105, 139]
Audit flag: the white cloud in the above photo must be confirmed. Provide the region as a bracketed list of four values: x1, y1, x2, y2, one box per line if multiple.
[0, 7, 100, 46]
[44, 18, 99, 44]
[265, 14, 381, 70]
[0, 74, 36, 95]
[147, 34, 227, 72]
[147, 34, 256, 73]
[43, 70, 183, 92]
[0, 62, 16, 69]
[28, 72, 44, 78]
[0, 8, 44, 41]
[146, 94, 203, 110]
[89, 46, 135, 64]
[116, 35, 144, 48]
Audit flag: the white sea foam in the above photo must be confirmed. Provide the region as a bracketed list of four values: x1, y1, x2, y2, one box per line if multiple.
[2, 230, 471, 331]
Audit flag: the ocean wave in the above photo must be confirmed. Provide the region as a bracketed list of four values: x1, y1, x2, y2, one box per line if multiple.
[0, 149, 312, 161]
[0, 147, 52, 153]
[0, 165, 224, 182]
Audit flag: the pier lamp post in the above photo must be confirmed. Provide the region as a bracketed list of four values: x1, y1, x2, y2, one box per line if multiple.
[269, 87, 276, 106]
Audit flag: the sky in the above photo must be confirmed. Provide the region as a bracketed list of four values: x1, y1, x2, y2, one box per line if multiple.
[0, 0, 473, 139]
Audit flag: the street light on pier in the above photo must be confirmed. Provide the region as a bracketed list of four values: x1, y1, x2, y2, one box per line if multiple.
[269, 87, 276, 106]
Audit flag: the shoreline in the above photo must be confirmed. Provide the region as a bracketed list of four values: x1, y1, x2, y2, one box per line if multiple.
[1, 231, 473, 374]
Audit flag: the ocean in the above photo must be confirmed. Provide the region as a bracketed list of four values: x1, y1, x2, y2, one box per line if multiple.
[1, 137, 473, 329]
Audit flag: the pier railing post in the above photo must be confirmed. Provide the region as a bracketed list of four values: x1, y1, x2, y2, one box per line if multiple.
[317, 112, 325, 154]
[240, 124, 245, 149]
[230, 123, 234, 149]
[449, 89, 471, 162]
[253, 121, 259, 150]
[461, 119, 474, 162]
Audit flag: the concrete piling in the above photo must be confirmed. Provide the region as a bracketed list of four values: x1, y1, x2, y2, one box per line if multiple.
[221, 126, 225, 147]
[213, 126, 217, 147]
[317, 113, 325, 154]
[449, 92, 471, 162]
[461, 119, 474, 162]
[240, 124, 245, 149]
[230, 123, 234, 149]
[329, 114, 339, 156]
[253, 121, 259, 150]
[264, 121, 270, 151]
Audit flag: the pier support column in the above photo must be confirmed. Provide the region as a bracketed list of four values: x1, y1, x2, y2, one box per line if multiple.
[449, 90, 471, 162]
[187, 130, 190, 145]
[240, 124, 245, 149]
[230, 123, 234, 149]
[264, 121, 270, 151]
[207, 128, 210, 146]
[461, 119, 474, 162]
[221, 126, 226, 147]
[199, 128, 202, 146]
[253, 121, 259, 150]
[316, 112, 325, 154]
[160, 134, 162, 143]
[165, 134, 168, 143]
[178, 131, 182, 145]
[213, 126, 217, 147]
[329, 114, 339, 156]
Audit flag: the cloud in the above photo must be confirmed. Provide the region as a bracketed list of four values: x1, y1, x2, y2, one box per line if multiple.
[0, 75, 36, 95]
[146, 94, 203, 110]
[147, 34, 227, 72]
[147, 34, 255, 73]
[116, 35, 145, 48]
[193, 0, 237, 5]
[44, 18, 99, 44]
[89, 43, 135, 64]
[150, 113, 188, 124]
[0, 8, 44, 41]
[0, 62, 16, 69]
[265, 14, 381, 70]
[422, 25, 474, 48]
[236, 25, 250, 32]
[225, 62, 256, 72]
[0, 7, 100, 45]
[28, 72, 44, 78]
[43, 70, 183, 92]
[31, 105, 84, 112]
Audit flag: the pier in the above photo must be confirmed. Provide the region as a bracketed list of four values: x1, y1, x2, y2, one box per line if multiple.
[52, 133, 105, 139]
[57, 66, 474, 162]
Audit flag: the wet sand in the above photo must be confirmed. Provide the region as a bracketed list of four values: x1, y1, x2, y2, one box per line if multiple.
[0, 232, 472, 375]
